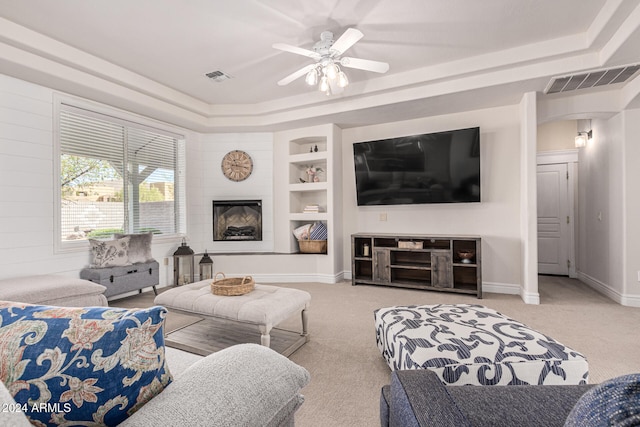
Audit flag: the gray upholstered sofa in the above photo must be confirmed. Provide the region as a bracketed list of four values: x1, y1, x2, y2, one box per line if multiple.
[381, 369, 640, 427]
[0, 344, 310, 427]
[0, 274, 108, 307]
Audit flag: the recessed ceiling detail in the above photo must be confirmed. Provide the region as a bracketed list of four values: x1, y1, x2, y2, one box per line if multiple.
[544, 64, 640, 94]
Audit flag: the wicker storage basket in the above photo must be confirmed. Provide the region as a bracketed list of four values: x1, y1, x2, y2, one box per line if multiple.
[210, 272, 255, 296]
[298, 238, 327, 254]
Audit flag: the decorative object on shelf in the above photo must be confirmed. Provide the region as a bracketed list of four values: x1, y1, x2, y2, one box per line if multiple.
[305, 165, 323, 182]
[210, 272, 255, 296]
[457, 249, 476, 263]
[299, 237, 327, 254]
[302, 204, 323, 213]
[398, 241, 423, 249]
[314, 145, 318, 152]
[199, 250, 214, 280]
[221, 150, 253, 182]
[363, 243, 370, 257]
[293, 222, 328, 254]
[173, 238, 194, 286]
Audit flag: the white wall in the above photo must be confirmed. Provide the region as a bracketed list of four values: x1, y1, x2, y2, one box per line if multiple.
[342, 105, 523, 293]
[0, 74, 185, 284]
[576, 111, 640, 306]
[187, 132, 274, 254]
[623, 109, 640, 300]
[537, 120, 577, 152]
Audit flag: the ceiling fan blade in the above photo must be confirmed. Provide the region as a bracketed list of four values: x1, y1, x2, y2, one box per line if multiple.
[272, 43, 320, 59]
[277, 64, 317, 86]
[330, 28, 364, 55]
[340, 57, 389, 73]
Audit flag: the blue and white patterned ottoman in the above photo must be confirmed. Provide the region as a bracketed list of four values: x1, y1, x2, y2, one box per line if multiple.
[374, 304, 589, 386]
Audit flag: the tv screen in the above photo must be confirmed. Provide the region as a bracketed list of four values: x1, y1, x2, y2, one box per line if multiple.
[353, 127, 480, 206]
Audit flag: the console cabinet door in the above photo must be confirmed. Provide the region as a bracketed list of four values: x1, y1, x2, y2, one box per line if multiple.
[431, 251, 453, 288]
[373, 248, 390, 283]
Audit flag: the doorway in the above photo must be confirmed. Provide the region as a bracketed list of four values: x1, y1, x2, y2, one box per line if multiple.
[536, 151, 578, 278]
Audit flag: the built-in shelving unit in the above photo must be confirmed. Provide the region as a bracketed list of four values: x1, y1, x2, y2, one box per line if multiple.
[352, 233, 482, 298]
[272, 124, 343, 280]
[287, 135, 333, 254]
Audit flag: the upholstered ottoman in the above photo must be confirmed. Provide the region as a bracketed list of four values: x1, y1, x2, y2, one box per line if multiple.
[375, 304, 589, 385]
[155, 280, 310, 349]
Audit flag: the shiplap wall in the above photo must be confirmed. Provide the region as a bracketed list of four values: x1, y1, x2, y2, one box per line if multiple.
[0, 74, 184, 283]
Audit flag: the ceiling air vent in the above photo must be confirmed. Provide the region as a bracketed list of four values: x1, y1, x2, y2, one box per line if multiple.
[205, 70, 232, 83]
[544, 64, 640, 94]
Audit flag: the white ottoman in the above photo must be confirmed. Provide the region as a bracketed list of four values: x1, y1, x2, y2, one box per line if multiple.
[155, 280, 310, 348]
[375, 304, 589, 386]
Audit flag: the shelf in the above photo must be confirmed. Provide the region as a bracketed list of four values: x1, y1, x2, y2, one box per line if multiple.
[289, 213, 329, 221]
[390, 264, 432, 270]
[289, 152, 327, 164]
[289, 182, 328, 192]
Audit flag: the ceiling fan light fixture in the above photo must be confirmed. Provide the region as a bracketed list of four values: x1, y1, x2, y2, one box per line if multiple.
[337, 71, 349, 88]
[305, 68, 318, 86]
[273, 28, 389, 95]
[319, 75, 329, 92]
[325, 62, 339, 80]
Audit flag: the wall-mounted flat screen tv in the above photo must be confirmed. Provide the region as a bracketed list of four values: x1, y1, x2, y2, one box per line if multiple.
[353, 127, 480, 206]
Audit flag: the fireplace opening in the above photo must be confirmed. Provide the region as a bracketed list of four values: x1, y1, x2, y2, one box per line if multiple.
[213, 200, 262, 241]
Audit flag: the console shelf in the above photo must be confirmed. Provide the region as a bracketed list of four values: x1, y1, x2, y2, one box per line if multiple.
[351, 233, 482, 298]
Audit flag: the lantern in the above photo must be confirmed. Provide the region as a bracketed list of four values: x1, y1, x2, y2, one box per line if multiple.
[199, 250, 214, 281]
[173, 238, 194, 286]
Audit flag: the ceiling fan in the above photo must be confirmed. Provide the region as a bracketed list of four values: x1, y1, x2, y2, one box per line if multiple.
[273, 28, 389, 94]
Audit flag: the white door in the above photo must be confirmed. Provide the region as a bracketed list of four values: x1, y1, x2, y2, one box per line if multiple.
[537, 163, 570, 275]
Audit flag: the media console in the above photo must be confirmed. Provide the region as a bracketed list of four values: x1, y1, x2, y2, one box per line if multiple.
[351, 233, 482, 298]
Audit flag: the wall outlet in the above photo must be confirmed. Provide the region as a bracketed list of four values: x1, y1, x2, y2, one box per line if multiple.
[163, 257, 169, 266]
[380, 213, 387, 221]
[637, 270, 640, 282]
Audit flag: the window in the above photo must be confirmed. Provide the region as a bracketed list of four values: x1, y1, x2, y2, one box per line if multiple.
[57, 102, 186, 245]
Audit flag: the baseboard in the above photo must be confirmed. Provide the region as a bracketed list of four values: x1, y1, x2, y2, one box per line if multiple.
[245, 272, 344, 284]
[482, 281, 520, 295]
[577, 271, 640, 307]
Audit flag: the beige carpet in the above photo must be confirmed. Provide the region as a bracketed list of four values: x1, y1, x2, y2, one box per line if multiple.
[113, 276, 640, 427]
[109, 290, 202, 333]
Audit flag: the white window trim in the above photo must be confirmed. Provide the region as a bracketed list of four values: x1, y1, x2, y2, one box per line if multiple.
[53, 93, 187, 253]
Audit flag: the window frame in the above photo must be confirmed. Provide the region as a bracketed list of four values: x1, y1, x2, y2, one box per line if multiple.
[54, 94, 187, 253]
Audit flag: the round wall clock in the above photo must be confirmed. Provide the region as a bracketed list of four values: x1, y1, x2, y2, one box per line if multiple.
[221, 150, 253, 182]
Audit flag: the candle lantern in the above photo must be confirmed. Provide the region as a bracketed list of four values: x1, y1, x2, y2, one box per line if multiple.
[173, 238, 194, 286]
[199, 250, 214, 281]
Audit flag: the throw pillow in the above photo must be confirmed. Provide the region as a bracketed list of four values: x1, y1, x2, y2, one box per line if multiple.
[309, 222, 328, 240]
[0, 301, 173, 426]
[564, 373, 640, 427]
[89, 236, 131, 268]
[293, 223, 312, 241]
[114, 232, 154, 264]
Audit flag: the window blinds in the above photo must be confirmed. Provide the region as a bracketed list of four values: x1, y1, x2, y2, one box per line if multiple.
[59, 104, 183, 241]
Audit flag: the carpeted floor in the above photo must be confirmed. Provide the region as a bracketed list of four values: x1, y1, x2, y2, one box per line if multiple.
[112, 276, 640, 427]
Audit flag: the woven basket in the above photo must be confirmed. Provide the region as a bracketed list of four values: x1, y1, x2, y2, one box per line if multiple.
[299, 238, 327, 254]
[210, 272, 255, 296]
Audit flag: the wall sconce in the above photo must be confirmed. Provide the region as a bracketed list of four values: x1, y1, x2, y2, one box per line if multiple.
[576, 119, 592, 148]
[575, 132, 588, 148]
